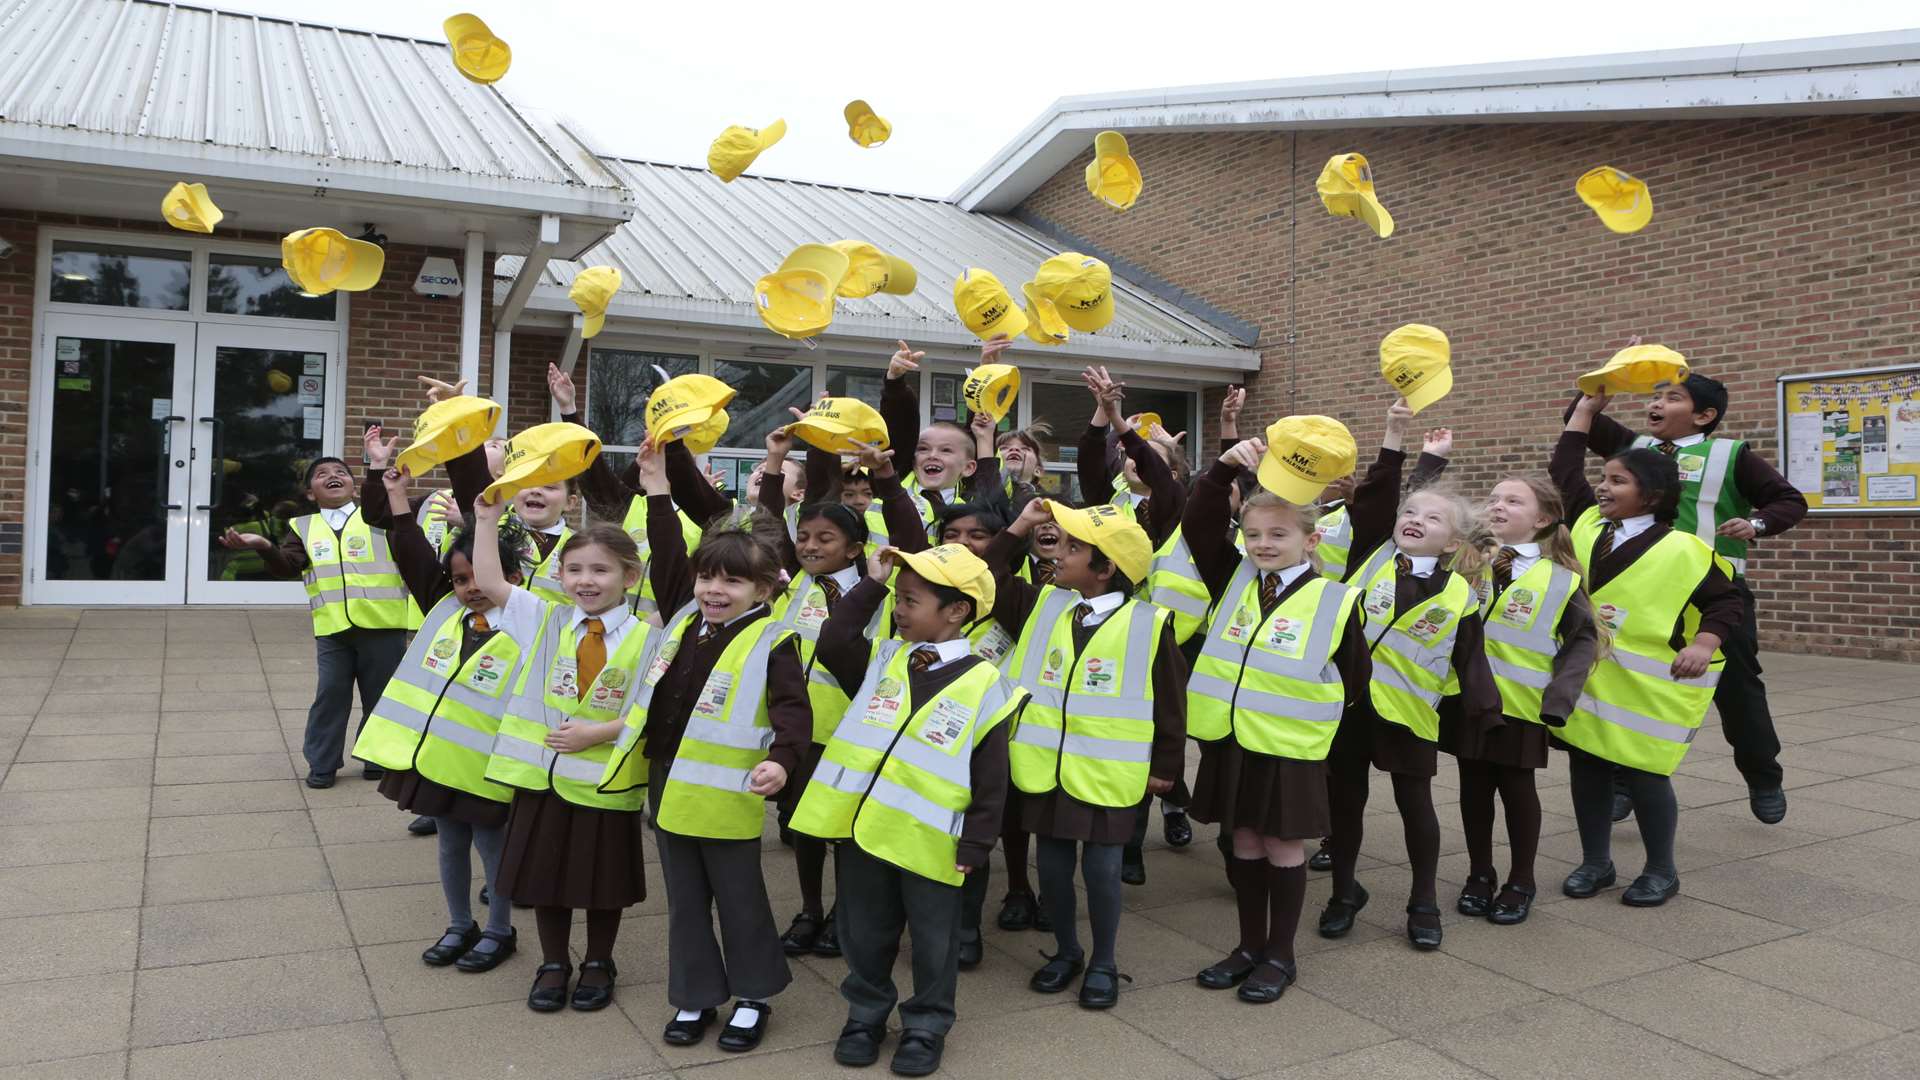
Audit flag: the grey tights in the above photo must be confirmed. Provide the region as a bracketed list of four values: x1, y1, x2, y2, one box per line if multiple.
[438, 817, 512, 934]
[1037, 837, 1123, 969]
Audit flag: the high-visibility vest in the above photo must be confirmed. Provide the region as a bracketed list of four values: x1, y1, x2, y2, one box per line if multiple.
[221, 511, 289, 580]
[292, 510, 415, 635]
[1481, 558, 1581, 724]
[1349, 544, 1473, 742]
[522, 526, 573, 605]
[1316, 505, 1354, 582]
[771, 572, 857, 744]
[1187, 564, 1357, 760]
[417, 488, 459, 556]
[619, 496, 704, 621]
[899, 478, 938, 538]
[967, 615, 1017, 667]
[1002, 587, 1167, 808]
[599, 604, 795, 839]
[1562, 508, 1726, 776]
[483, 604, 658, 812]
[352, 594, 523, 801]
[1109, 479, 1145, 524]
[1143, 527, 1213, 645]
[1630, 435, 1753, 575]
[791, 641, 1027, 885]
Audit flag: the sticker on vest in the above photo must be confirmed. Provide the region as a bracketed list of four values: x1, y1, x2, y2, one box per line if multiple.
[862, 676, 906, 728]
[1364, 577, 1396, 620]
[795, 594, 830, 633]
[917, 696, 974, 753]
[1040, 647, 1066, 688]
[588, 666, 628, 709]
[1263, 615, 1307, 658]
[1677, 462, 1705, 483]
[422, 634, 459, 675]
[309, 536, 335, 561]
[548, 656, 579, 699]
[1405, 605, 1454, 644]
[693, 671, 734, 719]
[1224, 602, 1257, 643]
[1079, 655, 1117, 693]
[1595, 603, 1628, 634]
[1498, 586, 1540, 627]
[345, 534, 370, 561]
[644, 638, 679, 685]
[973, 624, 1014, 663]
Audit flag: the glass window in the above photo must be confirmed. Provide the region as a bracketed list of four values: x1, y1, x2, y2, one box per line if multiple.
[49, 241, 190, 310]
[711, 358, 812, 450]
[1026, 382, 1197, 452]
[205, 253, 338, 320]
[585, 348, 698, 448]
[826, 365, 885, 404]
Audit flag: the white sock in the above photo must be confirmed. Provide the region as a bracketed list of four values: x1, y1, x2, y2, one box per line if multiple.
[675, 1009, 704, 1022]
[1162, 803, 1181, 816]
[729, 1005, 763, 1028]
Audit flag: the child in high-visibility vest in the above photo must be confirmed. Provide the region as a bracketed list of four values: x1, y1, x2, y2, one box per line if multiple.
[797, 543, 1028, 1077]
[880, 338, 995, 530]
[995, 421, 1051, 508]
[1449, 475, 1600, 927]
[601, 443, 812, 1053]
[1553, 393, 1742, 907]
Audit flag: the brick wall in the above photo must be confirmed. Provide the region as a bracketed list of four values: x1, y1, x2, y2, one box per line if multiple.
[1018, 115, 1920, 660]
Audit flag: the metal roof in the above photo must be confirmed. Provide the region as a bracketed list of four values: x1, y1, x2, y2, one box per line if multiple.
[954, 29, 1920, 211]
[498, 158, 1257, 372]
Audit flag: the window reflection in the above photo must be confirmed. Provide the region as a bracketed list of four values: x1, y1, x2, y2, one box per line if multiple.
[49, 241, 190, 310]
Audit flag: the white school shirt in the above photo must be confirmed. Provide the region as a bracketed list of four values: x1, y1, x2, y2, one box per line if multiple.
[1504, 542, 1542, 580]
[319, 503, 358, 530]
[907, 638, 973, 673]
[495, 586, 639, 652]
[1614, 514, 1657, 544]
[1075, 590, 1127, 628]
[1259, 561, 1314, 594]
[1403, 554, 1438, 578]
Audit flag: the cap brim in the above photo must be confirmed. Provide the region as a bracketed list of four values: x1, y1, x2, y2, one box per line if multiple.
[1403, 367, 1451, 414]
[1357, 194, 1395, 238]
[1256, 456, 1329, 505]
[650, 406, 717, 445]
[879, 255, 917, 295]
[1597, 200, 1654, 234]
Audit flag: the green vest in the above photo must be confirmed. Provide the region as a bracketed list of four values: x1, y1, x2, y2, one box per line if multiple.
[1481, 557, 1581, 724]
[417, 488, 458, 556]
[523, 525, 574, 605]
[1630, 435, 1752, 574]
[618, 496, 704, 621]
[352, 595, 522, 801]
[790, 641, 1026, 885]
[1002, 588, 1166, 808]
[1187, 564, 1357, 760]
[291, 510, 415, 635]
[771, 571, 857, 744]
[484, 604, 657, 811]
[1563, 508, 1726, 776]
[1350, 544, 1474, 742]
[1143, 527, 1212, 645]
[1315, 504, 1354, 582]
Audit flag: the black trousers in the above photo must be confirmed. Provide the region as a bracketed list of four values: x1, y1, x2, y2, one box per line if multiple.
[303, 627, 406, 777]
[1714, 578, 1783, 789]
[836, 843, 963, 1036]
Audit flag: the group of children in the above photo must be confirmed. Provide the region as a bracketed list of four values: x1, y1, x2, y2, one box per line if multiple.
[231, 334, 1804, 1076]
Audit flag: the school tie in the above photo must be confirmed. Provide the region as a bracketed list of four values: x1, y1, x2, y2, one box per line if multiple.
[1655, 440, 1679, 456]
[469, 613, 491, 634]
[1074, 602, 1094, 626]
[1593, 521, 1620, 560]
[1034, 560, 1056, 586]
[575, 617, 606, 701]
[1259, 572, 1282, 614]
[817, 577, 842, 607]
[1394, 553, 1413, 577]
[1492, 547, 1519, 592]
[908, 645, 938, 672]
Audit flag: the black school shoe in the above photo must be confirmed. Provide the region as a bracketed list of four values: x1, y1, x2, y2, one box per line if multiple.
[304, 771, 335, 789]
[1622, 872, 1679, 907]
[571, 959, 617, 1010]
[1307, 838, 1333, 872]
[1196, 949, 1258, 990]
[1562, 862, 1617, 899]
[1750, 786, 1788, 825]
[813, 908, 842, 957]
[1316, 883, 1369, 938]
[455, 927, 516, 972]
[407, 815, 438, 836]
[890, 1029, 945, 1076]
[1078, 966, 1128, 1009]
[421, 923, 480, 966]
[1456, 871, 1497, 917]
[1029, 950, 1084, 993]
[997, 892, 1037, 932]
[1163, 810, 1193, 848]
[527, 962, 571, 1012]
[1120, 848, 1146, 886]
[1405, 904, 1443, 951]
[1236, 959, 1296, 1004]
[1487, 883, 1537, 926]
[717, 1000, 772, 1052]
[780, 911, 823, 955]
[956, 932, 983, 971]
[664, 1008, 718, 1045]
[834, 1019, 886, 1067]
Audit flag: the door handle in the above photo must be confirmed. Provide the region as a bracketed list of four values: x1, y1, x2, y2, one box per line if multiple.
[195, 416, 225, 511]
[154, 416, 186, 515]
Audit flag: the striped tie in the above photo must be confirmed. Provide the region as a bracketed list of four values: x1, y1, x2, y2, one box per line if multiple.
[908, 645, 937, 672]
[1593, 521, 1620, 560]
[575, 617, 606, 701]
[817, 576, 842, 607]
[1655, 441, 1679, 456]
[1034, 560, 1056, 586]
[469, 613, 491, 633]
[1259, 572, 1281, 614]
[1492, 547, 1519, 592]
[1394, 554, 1413, 577]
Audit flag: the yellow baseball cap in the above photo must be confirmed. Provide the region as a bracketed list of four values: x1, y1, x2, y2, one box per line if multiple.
[1258, 415, 1357, 505]
[844, 100, 891, 148]
[1316, 153, 1394, 238]
[708, 119, 786, 182]
[1577, 344, 1689, 396]
[1032, 253, 1114, 332]
[1084, 130, 1143, 211]
[396, 395, 501, 475]
[962, 364, 1021, 422]
[1379, 324, 1452, 414]
[756, 243, 849, 339]
[442, 14, 511, 84]
[683, 409, 730, 454]
[881, 543, 995, 614]
[788, 397, 889, 455]
[161, 182, 222, 234]
[647, 374, 737, 446]
[569, 266, 621, 339]
[1132, 412, 1165, 439]
[281, 228, 384, 295]
[482, 422, 600, 503]
[830, 240, 916, 298]
[953, 268, 1028, 341]
[1045, 500, 1152, 583]
[1021, 282, 1069, 345]
[1575, 166, 1653, 234]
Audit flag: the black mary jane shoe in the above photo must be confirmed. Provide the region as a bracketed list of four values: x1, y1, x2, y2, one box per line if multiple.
[780, 911, 823, 956]
[407, 815, 438, 837]
[716, 1000, 772, 1053]
[1562, 861, 1617, 899]
[663, 1008, 718, 1046]
[1120, 848, 1147, 886]
[813, 908, 843, 958]
[1078, 965, 1128, 1009]
[422, 923, 481, 967]
[1163, 809, 1193, 848]
[527, 961, 572, 1012]
[1316, 883, 1369, 939]
[834, 1019, 886, 1067]
[1456, 871, 1497, 918]
[1621, 872, 1679, 907]
[1029, 950, 1085, 994]
[957, 932, 984, 971]
[1405, 904, 1443, 951]
[1235, 958, 1297, 1004]
[1487, 883, 1537, 926]
[1307, 838, 1333, 872]
[454, 927, 517, 972]
[570, 958, 617, 1011]
[1196, 949, 1258, 990]
[890, 1028, 946, 1077]
[997, 891, 1037, 932]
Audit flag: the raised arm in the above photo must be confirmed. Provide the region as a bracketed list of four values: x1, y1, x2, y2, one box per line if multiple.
[816, 558, 887, 690]
[1408, 426, 1452, 490]
[1344, 400, 1415, 562]
[468, 492, 515, 609]
[638, 445, 695, 617]
[869, 448, 927, 553]
[356, 425, 403, 529]
[665, 440, 730, 527]
[880, 340, 925, 471]
[1122, 427, 1186, 546]
[988, 499, 1050, 632]
[382, 465, 450, 610]
[759, 423, 802, 574]
[1185, 442, 1261, 598]
[1552, 394, 1608, 522]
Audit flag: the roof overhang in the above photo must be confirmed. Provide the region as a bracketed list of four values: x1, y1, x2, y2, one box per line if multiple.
[953, 30, 1920, 212]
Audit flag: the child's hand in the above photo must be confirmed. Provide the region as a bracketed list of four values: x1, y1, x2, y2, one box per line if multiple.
[544, 721, 603, 754]
[546, 362, 577, 414]
[979, 334, 1012, 366]
[219, 528, 271, 552]
[1147, 425, 1186, 450]
[438, 498, 465, 530]
[1147, 776, 1175, 796]
[1671, 642, 1715, 679]
[704, 464, 728, 491]
[417, 375, 467, 403]
[1571, 391, 1611, 417]
[381, 466, 411, 498]
[363, 425, 399, 470]
[888, 340, 925, 380]
[748, 759, 788, 797]
[1010, 497, 1054, 536]
[1421, 428, 1453, 457]
[1386, 399, 1414, 428]
[867, 549, 891, 584]
[856, 443, 895, 478]
[474, 493, 507, 525]
[970, 409, 997, 451]
[765, 424, 794, 459]
[1220, 438, 1267, 473]
[1716, 518, 1759, 541]
[1219, 386, 1245, 438]
[636, 442, 668, 496]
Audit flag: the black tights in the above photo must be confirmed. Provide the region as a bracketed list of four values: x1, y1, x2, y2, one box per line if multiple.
[792, 833, 827, 917]
[1457, 759, 1542, 890]
[1002, 825, 1033, 896]
[1568, 747, 1678, 879]
[1328, 759, 1441, 920]
[534, 906, 621, 988]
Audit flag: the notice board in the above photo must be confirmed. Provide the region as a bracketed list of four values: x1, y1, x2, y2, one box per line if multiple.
[1777, 363, 1920, 514]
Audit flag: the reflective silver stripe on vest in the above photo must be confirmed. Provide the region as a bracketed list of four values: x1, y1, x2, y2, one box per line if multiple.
[368, 697, 499, 755]
[683, 716, 775, 752]
[1375, 628, 1451, 676]
[551, 752, 611, 784]
[1185, 672, 1343, 723]
[1348, 543, 1395, 591]
[1634, 435, 1746, 576]
[1012, 725, 1153, 764]
[1370, 661, 1431, 703]
[1600, 648, 1723, 690]
[613, 601, 699, 752]
[810, 762, 966, 837]
[667, 758, 754, 793]
[1575, 693, 1700, 745]
[809, 665, 844, 691]
[1147, 535, 1211, 617]
[1486, 656, 1552, 690]
[1153, 588, 1211, 619]
[306, 562, 346, 581]
[1057, 606, 1160, 724]
[1008, 588, 1081, 685]
[1196, 564, 1348, 683]
[837, 650, 1015, 786]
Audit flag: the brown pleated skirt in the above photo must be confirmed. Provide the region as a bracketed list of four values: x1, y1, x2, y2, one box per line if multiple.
[1016, 789, 1136, 844]
[377, 768, 509, 829]
[1441, 709, 1549, 770]
[495, 789, 648, 910]
[1328, 710, 1438, 778]
[1190, 740, 1330, 840]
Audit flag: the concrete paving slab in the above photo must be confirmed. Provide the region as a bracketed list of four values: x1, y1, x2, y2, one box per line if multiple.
[147, 809, 317, 857]
[143, 847, 332, 905]
[126, 1019, 399, 1080]
[0, 785, 149, 824]
[1423, 997, 1760, 1080]
[0, 908, 139, 985]
[130, 949, 375, 1047]
[0, 972, 133, 1068]
[0, 859, 144, 916]
[0, 817, 147, 867]
[384, 999, 663, 1080]
[139, 891, 352, 968]
[148, 780, 305, 817]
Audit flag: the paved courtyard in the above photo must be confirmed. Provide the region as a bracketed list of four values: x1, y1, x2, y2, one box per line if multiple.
[3, 606, 1920, 1079]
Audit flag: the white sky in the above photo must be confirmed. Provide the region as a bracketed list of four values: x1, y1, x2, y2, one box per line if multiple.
[240, 0, 1918, 199]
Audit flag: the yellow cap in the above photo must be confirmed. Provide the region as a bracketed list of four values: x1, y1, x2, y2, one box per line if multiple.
[1575, 166, 1654, 234]
[1045, 500, 1152, 583]
[396, 395, 502, 475]
[647, 373, 737, 446]
[684, 409, 730, 454]
[844, 100, 892, 148]
[1084, 130, 1143, 211]
[756, 243, 849, 339]
[161, 181, 222, 234]
[707, 119, 786, 183]
[442, 14, 511, 84]
[830, 240, 916, 298]
[1132, 412, 1165, 439]
[1577, 344, 1689, 396]
[280, 227, 384, 296]
[482, 422, 600, 503]
[788, 397, 889, 455]
[1379, 323, 1452, 414]
[961, 364, 1021, 422]
[266, 370, 293, 394]
[1021, 282, 1069, 345]
[881, 543, 995, 614]
[1258, 415, 1357, 505]
[1031, 253, 1114, 332]
[568, 266, 621, 339]
[952, 268, 1028, 341]
[1316, 153, 1394, 238]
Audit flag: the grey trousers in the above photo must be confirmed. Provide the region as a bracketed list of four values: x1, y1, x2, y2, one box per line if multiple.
[650, 771, 791, 1010]
[837, 843, 963, 1036]
[303, 628, 407, 777]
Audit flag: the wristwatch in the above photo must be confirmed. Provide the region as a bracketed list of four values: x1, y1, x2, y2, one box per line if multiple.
[1747, 518, 1767, 536]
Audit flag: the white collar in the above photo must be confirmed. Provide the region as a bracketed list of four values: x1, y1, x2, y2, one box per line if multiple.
[1402, 553, 1439, 578]
[1614, 514, 1657, 541]
[1505, 542, 1541, 558]
[530, 520, 567, 537]
[704, 603, 767, 632]
[1260, 561, 1313, 590]
[824, 565, 862, 592]
[1079, 591, 1126, 616]
[320, 502, 357, 524]
[908, 638, 972, 672]
[471, 605, 505, 629]
[571, 604, 630, 636]
[1668, 433, 1706, 448]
